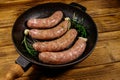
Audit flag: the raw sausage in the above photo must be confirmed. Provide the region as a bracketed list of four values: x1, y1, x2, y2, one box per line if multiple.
[29, 20, 70, 40]
[33, 29, 77, 52]
[29, 20, 71, 40]
[27, 11, 63, 28]
[39, 37, 87, 64]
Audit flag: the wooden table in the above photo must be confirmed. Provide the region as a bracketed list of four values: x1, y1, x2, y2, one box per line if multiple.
[0, 0, 120, 80]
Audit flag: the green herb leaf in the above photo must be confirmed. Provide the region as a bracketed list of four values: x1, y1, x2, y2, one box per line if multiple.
[23, 35, 38, 56]
[71, 13, 87, 38]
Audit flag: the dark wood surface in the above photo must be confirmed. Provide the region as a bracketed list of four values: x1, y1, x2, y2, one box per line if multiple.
[0, 0, 120, 80]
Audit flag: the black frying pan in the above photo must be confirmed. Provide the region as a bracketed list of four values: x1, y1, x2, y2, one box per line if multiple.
[7, 2, 98, 79]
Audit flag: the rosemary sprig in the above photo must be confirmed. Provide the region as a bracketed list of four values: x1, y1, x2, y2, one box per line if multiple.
[23, 35, 38, 56]
[71, 13, 87, 38]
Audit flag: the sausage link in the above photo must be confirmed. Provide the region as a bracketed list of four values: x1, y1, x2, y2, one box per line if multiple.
[27, 11, 63, 28]
[29, 20, 71, 40]
[33, 29, 77, 52]
[39, 37, 87, 64]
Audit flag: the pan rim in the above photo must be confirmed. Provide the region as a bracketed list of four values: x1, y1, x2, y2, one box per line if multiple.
[12, 2, 98, 68]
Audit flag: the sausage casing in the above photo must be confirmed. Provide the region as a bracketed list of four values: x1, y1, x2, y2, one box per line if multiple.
[29, 20, 71, 40]
[39, 37, 87, 64]
[33, 29, 77, 52]
[27, 11, 63, 28]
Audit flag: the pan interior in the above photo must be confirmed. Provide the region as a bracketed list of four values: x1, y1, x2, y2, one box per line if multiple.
[12, 3, 97, 68]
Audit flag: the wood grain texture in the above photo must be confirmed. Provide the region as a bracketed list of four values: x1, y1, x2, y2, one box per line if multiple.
[14, 62, 120, 80]
[0, 0, 120, 80]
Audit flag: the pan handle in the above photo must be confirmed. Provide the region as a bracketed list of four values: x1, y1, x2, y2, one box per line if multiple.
[69, 2, 86, 12]
[15, 56, 32, 71]
[5, 56, 31, 80]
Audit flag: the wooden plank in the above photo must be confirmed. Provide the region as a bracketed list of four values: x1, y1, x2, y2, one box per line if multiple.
[108, 39, 120, 61]
[0, 46, 18, 80]
[94, 16, 120, 33]
[0, 5, 119, 33]
[98, 30, 120, 41]
[1, 0, 120, 17]
[0, 0, 120, 32]
[0, 45, 18, 58]
[81, 0, 120, 10]
[0, 0, 66, 7]
[0, 5, 30, 28]
[0, 27, 13, 47]
[0, 10, 18, 28]
[13, 62, 120, 80]
[88, 8, 120, 18]
[0, 0, 30, 4]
